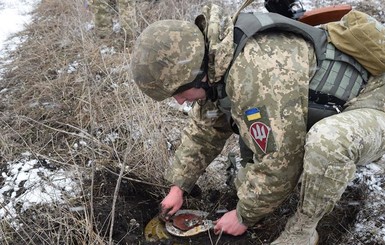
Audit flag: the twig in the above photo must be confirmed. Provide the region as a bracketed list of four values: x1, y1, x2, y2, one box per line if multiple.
[108, 144, 125, 245]
[89, 156, 96, 240]
[20, 116, 114, 154]
[102, 166, 169, 189]
[215, 228, 224, 245]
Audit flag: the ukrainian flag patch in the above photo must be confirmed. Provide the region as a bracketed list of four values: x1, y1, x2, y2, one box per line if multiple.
[245, 108, 261, 121]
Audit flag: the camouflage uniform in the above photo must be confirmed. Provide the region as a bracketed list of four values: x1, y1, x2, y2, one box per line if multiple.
[165, 4, 317, 226]
[90, 0, 135, 38]
[271, 73, 385, 244]
[131, 3, 385, 243]
[163, 3, 385, 231]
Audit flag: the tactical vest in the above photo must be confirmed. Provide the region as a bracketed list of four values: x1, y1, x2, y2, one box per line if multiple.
[216, 12, 369, 132]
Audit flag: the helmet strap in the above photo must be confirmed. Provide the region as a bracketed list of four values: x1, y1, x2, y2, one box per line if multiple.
[171, 70, 207, 95]
[172, 49, 209, 95]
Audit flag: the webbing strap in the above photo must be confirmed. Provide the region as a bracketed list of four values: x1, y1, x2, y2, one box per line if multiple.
[309, 43, 368, 101]
[221, 11, 368, 107]
[222, 11, 328, 97]
[234, 12, 328, 67]
[232, 0, 255, 23]
[324, 44, 369, 81]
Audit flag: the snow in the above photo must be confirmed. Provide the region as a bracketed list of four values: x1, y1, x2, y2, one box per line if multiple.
[0, 156, 80, 226]
[351, 163, 385, 244]
[0, 0, 38, 51]
[0, 0, 40, 78]
[0, 0, 80, 229]
[0, 0, 385, 244]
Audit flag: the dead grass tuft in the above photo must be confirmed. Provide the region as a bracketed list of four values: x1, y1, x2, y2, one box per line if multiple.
[0, 0, 175, 184]
[1, 0, 384, 244]
[0, 0, 196, 243]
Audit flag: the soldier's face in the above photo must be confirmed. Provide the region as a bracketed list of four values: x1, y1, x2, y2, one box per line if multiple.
[173, 87, 206, 105]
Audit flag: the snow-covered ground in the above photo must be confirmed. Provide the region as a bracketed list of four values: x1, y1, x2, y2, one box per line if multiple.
[0, 0, 385, 244]
[352, 162, 385, 244]
[0, 0, 38, 51]
[0, 0, 80, 229]
[0, 0, 40, 78]
[0, 154, 79, 227]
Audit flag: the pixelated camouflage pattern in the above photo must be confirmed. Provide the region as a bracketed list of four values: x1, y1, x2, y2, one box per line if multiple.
[165, 4, 318, 226]
[296, 72, 384, 219]
[268, 74, 385, 243]
[345, 72, 385, 113]
[273, 108, 385, 244]
[196, 4, 235, 84]
[272, 68, 385, 244]
[163, 3, 385, 229]
[228, 33, 317, 226]
[116, 0, 136, 35]
[302, 108, 385, 216]
[90, 0, 113, 37]
[164, 4, 235, 189]
[131, 20, 205, 101]
[164, 101, 233, 192]
[90, 0, 135, 38]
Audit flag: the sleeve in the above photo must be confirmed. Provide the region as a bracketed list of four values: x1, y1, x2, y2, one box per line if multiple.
[225, 33, 316, 226]
[164, 100, 233, 193]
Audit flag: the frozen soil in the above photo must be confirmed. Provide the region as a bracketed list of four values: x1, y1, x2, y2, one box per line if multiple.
[1, 0, 385, 244]
[91, 167, 368, 245]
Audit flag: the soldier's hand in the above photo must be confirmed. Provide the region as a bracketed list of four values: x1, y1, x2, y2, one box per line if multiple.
[213, 209, 248, 236]
[159, 185, 184, 221]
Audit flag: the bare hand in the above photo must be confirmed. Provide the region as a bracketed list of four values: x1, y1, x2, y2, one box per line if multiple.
[159, 185, 184, 221]
[213, 209, 248, 236]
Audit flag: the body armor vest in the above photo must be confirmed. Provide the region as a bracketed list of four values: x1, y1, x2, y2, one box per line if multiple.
[215, 12, 369, 132]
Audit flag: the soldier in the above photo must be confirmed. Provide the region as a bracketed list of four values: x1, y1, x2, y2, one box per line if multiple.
[90, 0, 135, 39]
[130, 3, 385, 245]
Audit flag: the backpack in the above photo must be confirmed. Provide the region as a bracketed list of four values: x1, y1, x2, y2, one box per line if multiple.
[229, 12, 369, 104]
[217, 12, 370, 131]
[324, 10, 385, 76]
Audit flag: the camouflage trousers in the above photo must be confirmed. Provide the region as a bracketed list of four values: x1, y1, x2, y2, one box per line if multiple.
[300, 108, 385, 218]
[90, 0, 135, 38]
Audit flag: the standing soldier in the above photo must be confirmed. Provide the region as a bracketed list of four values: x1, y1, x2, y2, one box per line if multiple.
[90, 0, 136, 39]
[118, 0, 136, 39]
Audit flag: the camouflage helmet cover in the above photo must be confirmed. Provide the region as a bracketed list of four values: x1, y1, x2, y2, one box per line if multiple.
[131, 20, 205, 101]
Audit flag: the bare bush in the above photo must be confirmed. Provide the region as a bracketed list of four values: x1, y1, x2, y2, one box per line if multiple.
[0, 0, 225, 243]
[1, 0, 385, 244]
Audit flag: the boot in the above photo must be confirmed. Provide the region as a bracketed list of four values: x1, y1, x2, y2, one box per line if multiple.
[271, 212, 319, 245]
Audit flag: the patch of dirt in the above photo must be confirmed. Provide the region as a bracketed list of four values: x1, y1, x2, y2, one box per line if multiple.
[90, 170, 366, 245]
[90, 169, 160, 244]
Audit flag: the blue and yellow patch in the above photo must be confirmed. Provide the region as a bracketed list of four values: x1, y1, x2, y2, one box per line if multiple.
[245, 108, 261, 121]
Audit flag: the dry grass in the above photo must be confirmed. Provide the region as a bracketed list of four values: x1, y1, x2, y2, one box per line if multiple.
[0, 0, 196, 243]
[1, 0, 174, 184]
[0, 0, 238, 243]
[1, 0, 384, 244]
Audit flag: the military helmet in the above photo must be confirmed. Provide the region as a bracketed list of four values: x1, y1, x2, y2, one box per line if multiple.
[131, 20, 206, 101]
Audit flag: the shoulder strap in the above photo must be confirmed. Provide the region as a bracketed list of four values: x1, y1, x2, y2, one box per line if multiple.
[219, 11, 328, 95]
[233, 12, 328, 66]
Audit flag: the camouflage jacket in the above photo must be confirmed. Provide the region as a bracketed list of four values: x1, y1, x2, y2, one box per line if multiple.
[345, 73, 385, 112]
[164, 4, 385, 226]
[164, 4, 236, 193]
